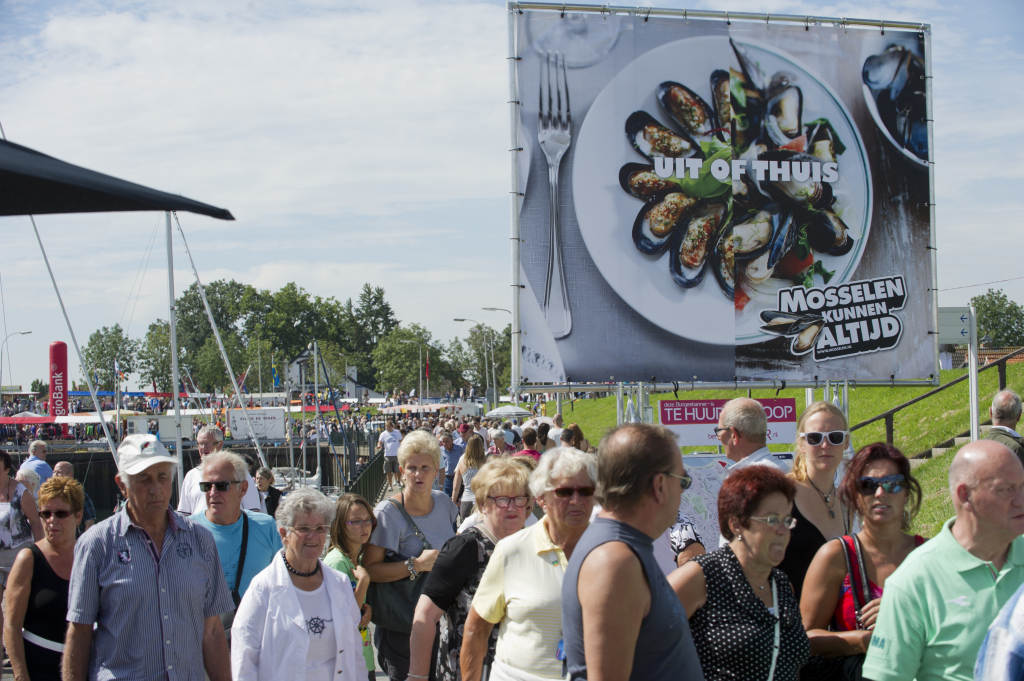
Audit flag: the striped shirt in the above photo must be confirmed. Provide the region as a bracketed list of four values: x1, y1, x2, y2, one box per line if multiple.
[67, 506, 234, 681]
[472, 518, 569, 679]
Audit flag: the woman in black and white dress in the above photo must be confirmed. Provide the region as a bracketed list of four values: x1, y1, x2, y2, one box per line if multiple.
[670, 465, 810, 681]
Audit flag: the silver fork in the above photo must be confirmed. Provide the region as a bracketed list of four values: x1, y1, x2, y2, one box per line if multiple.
[538, 51, 572, 339]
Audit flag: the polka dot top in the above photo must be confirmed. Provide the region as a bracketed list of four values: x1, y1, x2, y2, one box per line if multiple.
[690, 546, 810, 681]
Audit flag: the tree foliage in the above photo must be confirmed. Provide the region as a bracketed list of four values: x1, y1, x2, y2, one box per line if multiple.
[971, 289, 1024, 346]
[137, 320, 178, 393]
[80, 324, 139, 391]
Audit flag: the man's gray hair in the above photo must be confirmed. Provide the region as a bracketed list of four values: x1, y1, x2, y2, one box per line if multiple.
[489, 428, 505, 440]
[200, 451, 249, 483]
[529, 447, 598, 497]
[992, 390, 1023, 423]
[559, 428, 574, 442]
[276, 487, 336, 531]
[720, 398, 768, 445]
[29, 440, 46, 455]
[197, 425, 224, 442]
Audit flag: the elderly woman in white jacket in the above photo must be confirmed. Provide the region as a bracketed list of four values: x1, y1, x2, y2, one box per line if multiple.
[232, 488, 367, 681]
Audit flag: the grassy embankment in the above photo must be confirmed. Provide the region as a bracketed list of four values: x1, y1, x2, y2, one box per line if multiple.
[543, 361, 1024, 537]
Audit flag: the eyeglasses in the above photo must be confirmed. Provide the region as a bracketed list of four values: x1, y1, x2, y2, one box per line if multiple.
[662, 471, 692, 490]
[552, 486, 596, 498]
[856, 474, 906, 495]
[799, 431, 849, 446]
[750, 515, 798, 530]
[198, 480, 242, 493]
[288, 525, 330, 537]
[39, 510, 72, 520]
[713, 426, 733, 438]
[344, 519, 375, 528]
[488, 495, 531, 508]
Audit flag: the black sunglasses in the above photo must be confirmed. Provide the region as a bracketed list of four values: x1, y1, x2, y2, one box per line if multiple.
[856, 474, 906, 495]
[39, 510, 72, 520]
[552, 486, 596, 498]
[198, 480, 241, 493]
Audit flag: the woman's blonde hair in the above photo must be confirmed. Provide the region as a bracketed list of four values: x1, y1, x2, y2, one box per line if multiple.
[38, 475, 85, 514]
[463, 434, 486, 469]
[397, 429, 442, 469]
[791, 401, 849, 482]
[470, 456, 532, 514]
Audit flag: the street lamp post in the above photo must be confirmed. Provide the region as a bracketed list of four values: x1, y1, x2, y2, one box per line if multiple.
[455, 319, 496, 411]
[0, 331, 32, 404]
[482, 307, 512, 403]
[399, 340, 423, 405]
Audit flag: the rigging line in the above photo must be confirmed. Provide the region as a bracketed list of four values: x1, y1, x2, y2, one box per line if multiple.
[124, 218, 161, 338]
[118, 216, 160, 332]
[0, 265, 11, 388]
[939, 275, 1024, 292]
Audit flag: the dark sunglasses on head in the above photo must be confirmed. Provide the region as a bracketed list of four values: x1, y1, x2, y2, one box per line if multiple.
[800, 430, 848, 446]
[552, 486, 596, 498]
[198, 480, 241, 493]
[39, 510, 72, 520]
[856, 474, 905, 495]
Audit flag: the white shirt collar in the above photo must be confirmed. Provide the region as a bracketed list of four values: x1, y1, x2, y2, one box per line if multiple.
[732, 446, 774, 469]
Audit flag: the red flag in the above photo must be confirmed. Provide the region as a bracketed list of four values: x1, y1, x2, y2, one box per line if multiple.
[425, 357, 430, 380]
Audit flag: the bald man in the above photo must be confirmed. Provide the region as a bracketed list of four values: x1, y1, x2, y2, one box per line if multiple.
[863, 440, 1024, 681]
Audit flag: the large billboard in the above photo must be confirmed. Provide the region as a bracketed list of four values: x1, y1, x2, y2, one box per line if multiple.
[513, 9, 933, 384]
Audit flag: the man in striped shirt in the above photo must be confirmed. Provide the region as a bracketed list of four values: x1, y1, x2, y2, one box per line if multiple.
[64, 434, 234, 681]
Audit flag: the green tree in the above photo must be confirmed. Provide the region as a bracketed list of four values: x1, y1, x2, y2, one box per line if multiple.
[244, 336, 276, 395]
[175, 280, 255, 361]
[971, 289, 1024, 346]
[80, 324, 139, 391]
[137, 320, 185, 393]
[372, 325, 434, 395]
[30, 378, 49, 399]
[191, 333, 246, 393]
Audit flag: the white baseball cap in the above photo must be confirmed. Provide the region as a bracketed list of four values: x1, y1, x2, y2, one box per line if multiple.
[117, 434, 178, 475]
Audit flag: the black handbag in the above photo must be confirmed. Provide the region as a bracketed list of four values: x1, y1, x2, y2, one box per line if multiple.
[219, 511, 249, 631]
[366, 496, 432, 634]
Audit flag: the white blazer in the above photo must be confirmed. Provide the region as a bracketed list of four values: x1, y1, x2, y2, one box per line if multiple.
[231, 553, 368, 681]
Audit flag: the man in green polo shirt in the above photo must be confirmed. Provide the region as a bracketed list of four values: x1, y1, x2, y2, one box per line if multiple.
[863, 440, 1024, 681]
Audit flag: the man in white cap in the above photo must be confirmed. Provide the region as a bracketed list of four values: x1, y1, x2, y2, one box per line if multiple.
[63, 434, 234, 681]
[177, 424, 265, 515]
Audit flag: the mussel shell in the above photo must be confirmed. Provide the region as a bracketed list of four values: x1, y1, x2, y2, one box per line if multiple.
[765, 71, 798, 100]
[618, 162, 679, 201]
[657, 81, 716, 140]
[758, 149, 835, 209]
[731, 39, 766, 95]
[765, 85, 803, 147]
[791, 320, 824, 355]
[733, 203, 786, 261]
[805, 121, 837, 163]
[625, 111, 701, 162]
[668, 200, 728, 288]
[733, 173, 770, 213]
[766, 208, 797, 269]
[863, 45, 907, 92]
[807, 209, 854, 256]
[711, 223, 736, 300]
[759, 310, 823, 338]
[632, 192, 699, 255]
[710, 70, 731, 140]
[894, 91, 929, 159]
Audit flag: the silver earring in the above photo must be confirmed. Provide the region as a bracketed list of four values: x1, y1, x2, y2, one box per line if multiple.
[737, 534, 743, 542]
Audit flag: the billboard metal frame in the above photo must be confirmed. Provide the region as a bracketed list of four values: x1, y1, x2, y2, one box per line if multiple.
[506, 2, 938, 395]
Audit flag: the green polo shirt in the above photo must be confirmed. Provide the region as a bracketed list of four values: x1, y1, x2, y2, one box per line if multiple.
[863, 517, 1024, 681]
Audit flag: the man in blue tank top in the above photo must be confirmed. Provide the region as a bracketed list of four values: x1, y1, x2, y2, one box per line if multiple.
[562, 423, 705, 681]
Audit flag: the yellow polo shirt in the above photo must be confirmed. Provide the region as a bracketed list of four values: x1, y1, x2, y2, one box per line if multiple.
[472, 518, 568, 679]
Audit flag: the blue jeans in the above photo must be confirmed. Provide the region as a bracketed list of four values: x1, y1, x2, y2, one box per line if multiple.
[444, 475, 454, 498]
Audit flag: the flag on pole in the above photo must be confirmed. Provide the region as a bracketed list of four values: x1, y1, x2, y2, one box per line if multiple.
[272, 366, 280, 387]
[114, 360, 126, 381]
[425, 356, 430, 380]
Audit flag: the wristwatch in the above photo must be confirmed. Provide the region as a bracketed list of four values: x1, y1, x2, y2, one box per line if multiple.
[406, 557, 418, 580]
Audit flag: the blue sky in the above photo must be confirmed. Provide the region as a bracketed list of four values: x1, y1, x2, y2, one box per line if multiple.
[0, 0, 1020, 390]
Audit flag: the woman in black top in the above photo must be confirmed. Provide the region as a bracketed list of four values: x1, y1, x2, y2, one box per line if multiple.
[407, 457, 532, 681]
[670, 466, 809, 681]
[3, 475, 84, 681]
[777, 402, 851, 601]
[255, 467, 282, 518]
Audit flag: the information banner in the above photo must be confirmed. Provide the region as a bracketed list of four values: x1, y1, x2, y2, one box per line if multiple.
[227, 408, 286, 440]
[660, 398, 797, 445]
[514, 9, 933, 384]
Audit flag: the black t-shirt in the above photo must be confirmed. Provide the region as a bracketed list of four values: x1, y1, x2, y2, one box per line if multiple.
[422, 533, 481, 611]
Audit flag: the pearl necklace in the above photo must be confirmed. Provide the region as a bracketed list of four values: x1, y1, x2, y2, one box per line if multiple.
[282, 550, 320, 577]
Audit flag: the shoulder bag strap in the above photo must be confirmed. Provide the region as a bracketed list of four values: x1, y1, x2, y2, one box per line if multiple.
[234, 512, 249, 596]
[767, 576, 781, 681]
[852, 533, 871, 608]
[837, 535, 864, 614]
[388, 495, 433, 551]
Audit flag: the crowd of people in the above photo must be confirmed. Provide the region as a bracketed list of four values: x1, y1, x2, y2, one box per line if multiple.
[1, 389, 1024, 680]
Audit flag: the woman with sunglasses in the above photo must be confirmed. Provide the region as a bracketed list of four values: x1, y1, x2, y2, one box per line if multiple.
[669, 465, 809, 681]
[408, 457, 532, 681]
[461, 447, 597, 681]
[325, 494, 377, 681]
[799, 443, 923, 680]
[232, 487, 367, 681]
[778, 401, 852, 602]
[3, 475, 82, 681]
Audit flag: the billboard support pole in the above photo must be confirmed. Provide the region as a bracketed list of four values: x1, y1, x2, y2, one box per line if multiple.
[805, 388, 814, 407]
[969, 306, 980, 441]
[842, 380, 850, 424]
[507, 6, 523, 391]
[924, 26, 940, 381]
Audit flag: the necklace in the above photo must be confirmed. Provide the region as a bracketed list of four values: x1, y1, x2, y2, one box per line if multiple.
[808, 477, 837, 518]
[282, 550, 320, 577]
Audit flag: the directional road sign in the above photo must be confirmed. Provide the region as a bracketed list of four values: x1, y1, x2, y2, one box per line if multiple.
[937, 307, 972, 344]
